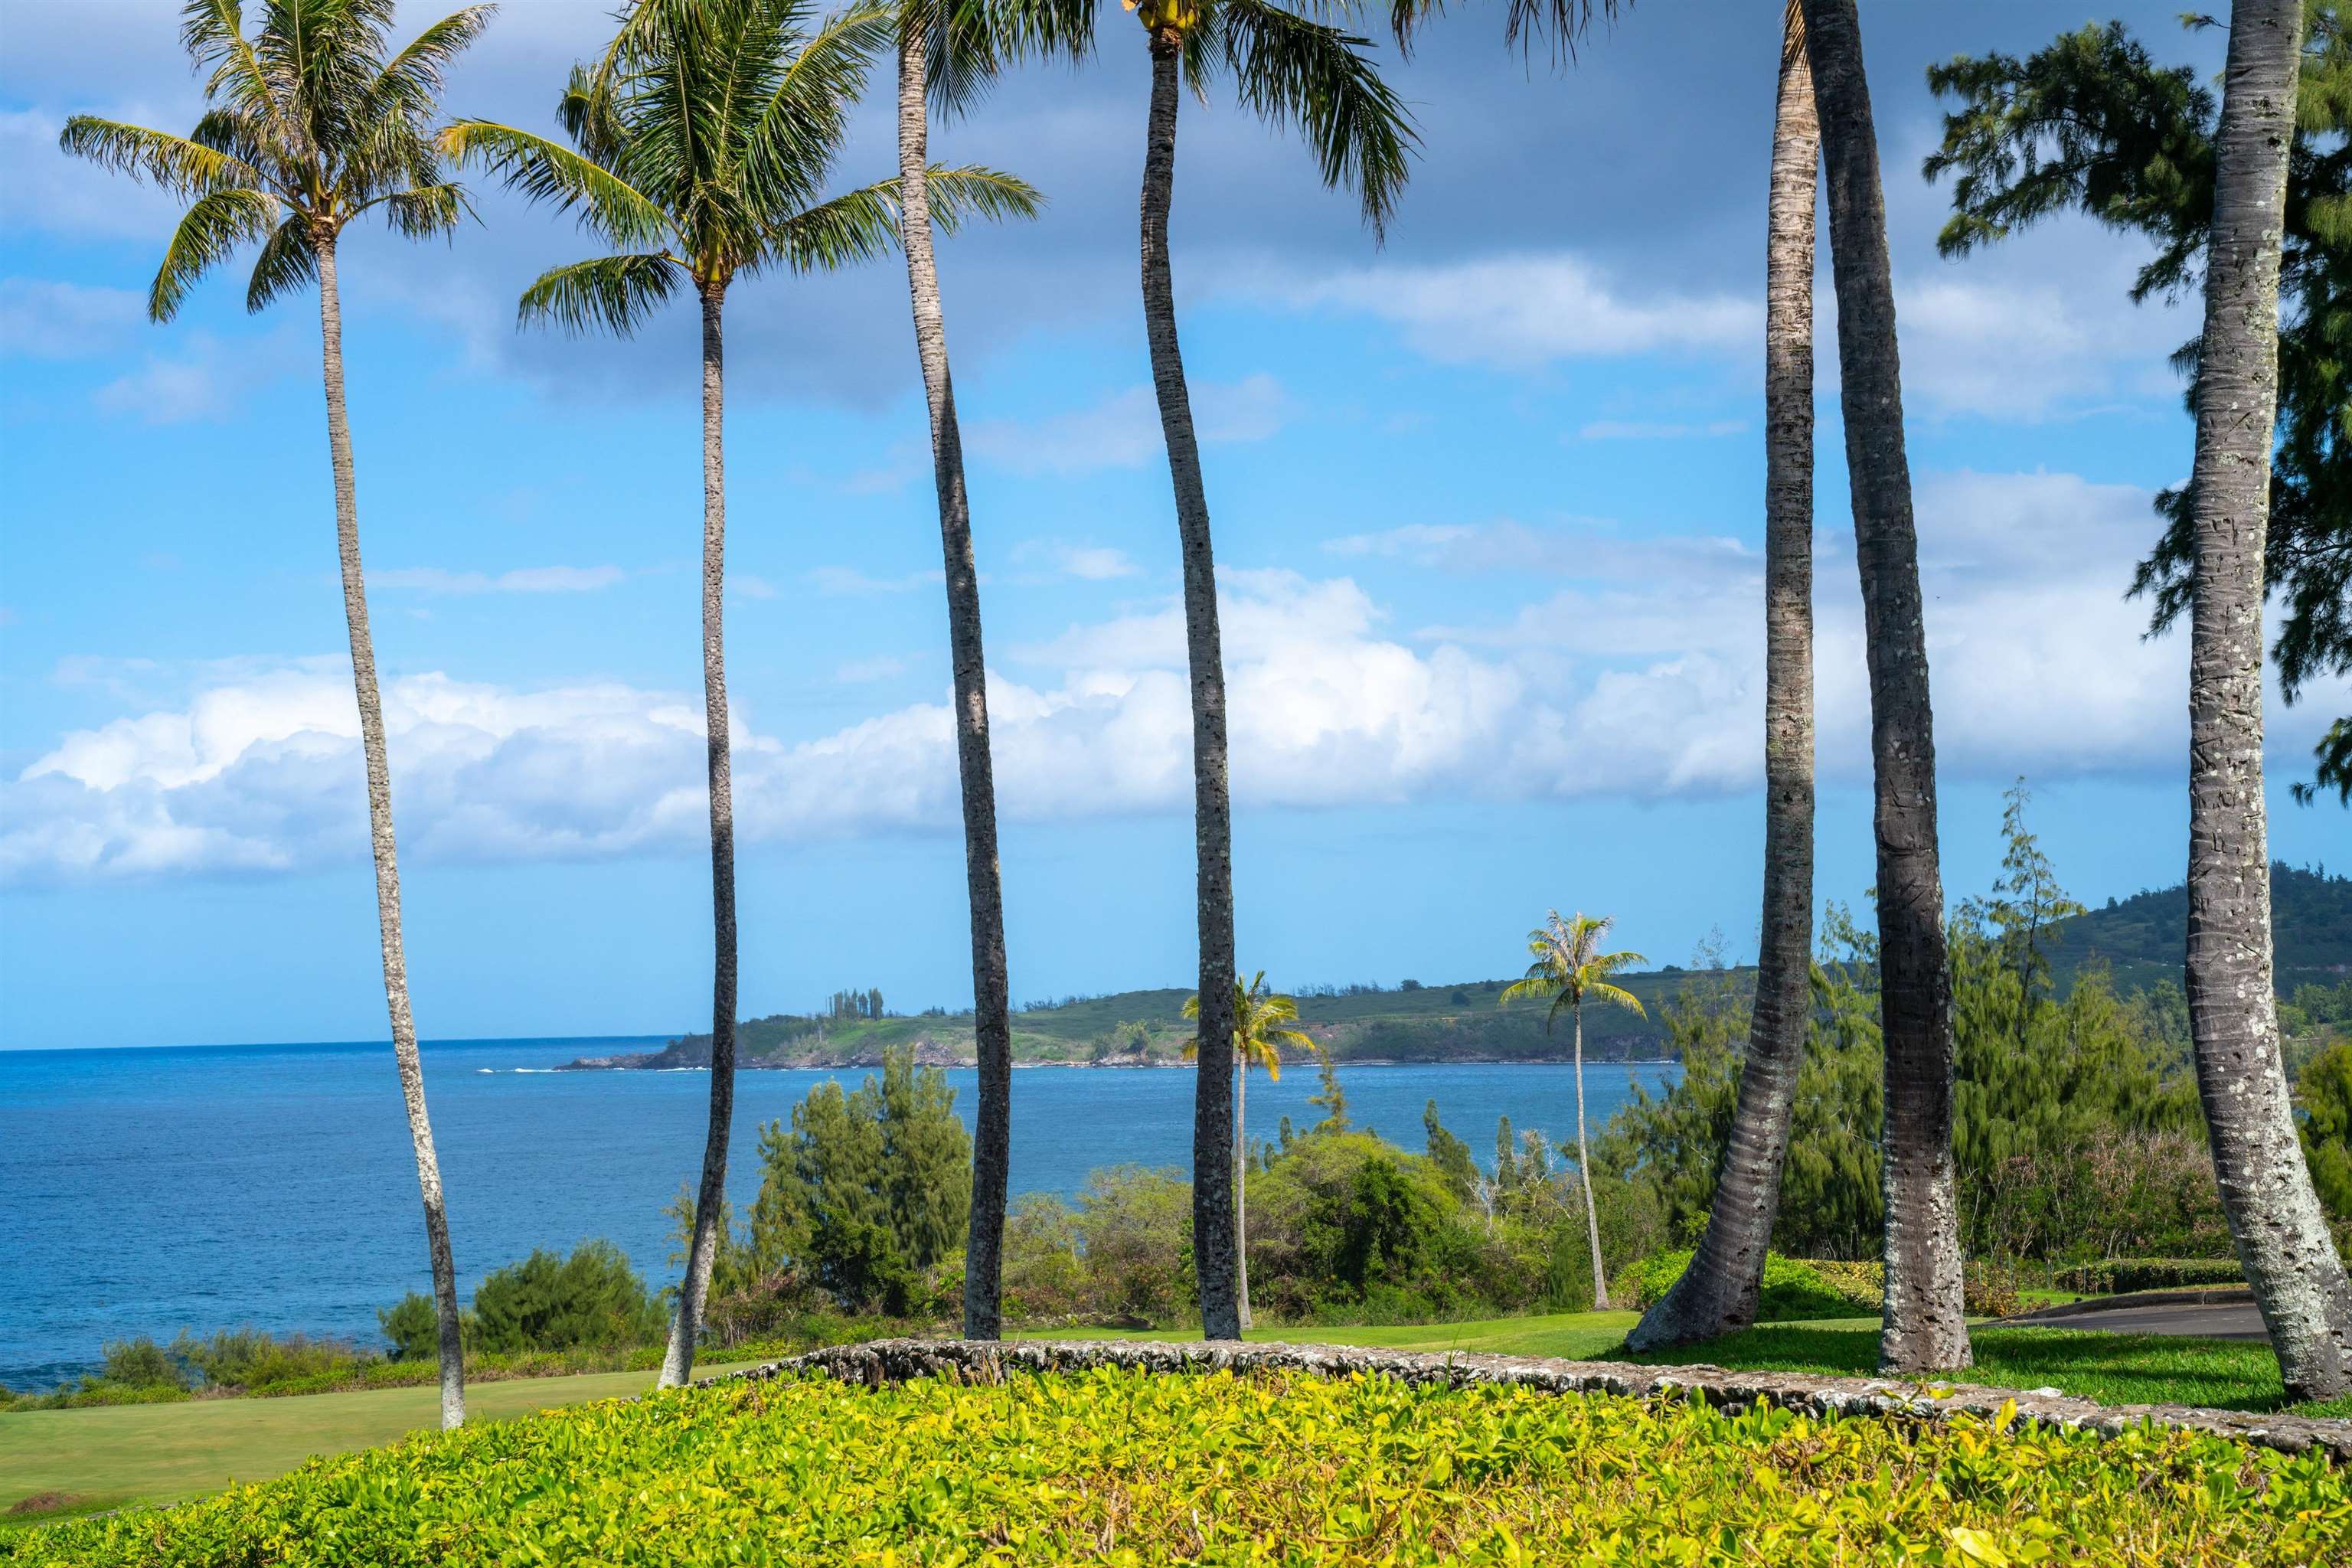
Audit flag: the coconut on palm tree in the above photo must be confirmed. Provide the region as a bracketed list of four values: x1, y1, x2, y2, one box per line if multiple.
[2176, 0, 2352, 1400]
[992, 0, 1415, 1342]
[440, 0, 1035, 1386]
[1798, 0, 1968, 1377]
[1184, 969, 1314, 1331]
[60, 0, 499, 1432]
[1501, 911, 1645, 1311]
[1629, 0, 1816, 1354]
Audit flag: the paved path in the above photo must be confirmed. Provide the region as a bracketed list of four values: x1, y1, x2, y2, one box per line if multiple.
[2007, 1292, 2268, 1342]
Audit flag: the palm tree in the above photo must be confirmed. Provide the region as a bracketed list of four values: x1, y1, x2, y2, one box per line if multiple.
[1184, 969, 1314, 1330]
[1798, 0, 1968, 1377]
[994, 0, 1414, 1344]
[890, 0, 1027, 1341]
[60, 0, 497, 1433]
[1501, 912, 1645, 1310]
[1629, 0, 1816, 1354]
[2180, 0, 2352, 1401]
[441, 0, 1035, 1387]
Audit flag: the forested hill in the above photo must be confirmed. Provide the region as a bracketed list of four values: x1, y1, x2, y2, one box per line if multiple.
[2050, 861, 2350, 995]
[568, 866, 2348, 1072]
[565, 969, 1710, 1071]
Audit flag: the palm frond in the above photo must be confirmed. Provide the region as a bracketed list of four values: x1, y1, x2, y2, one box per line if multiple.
[366, 181, 473, 239]
[974, 0, 1099, 68]
[1584, 979, 1646, 1019]
[918, 163, 1044, 231]
[741, 1, 896, 221]
[1389, 0, 1622, 62]
[515, 251, 684, 337]
[368, 4, 499, 122]
[440, 119, 675, 247]
[59, 116, 269, 198]
[767, 181, 903, 271]
[244, 211, 318, 310]
[149, 187, 280, 321]
[181, 0, 297, 136]
[1214, 0, 1418, 238]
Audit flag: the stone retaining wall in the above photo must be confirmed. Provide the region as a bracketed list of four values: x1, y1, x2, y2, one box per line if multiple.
[732, 1336, 2352, 1462]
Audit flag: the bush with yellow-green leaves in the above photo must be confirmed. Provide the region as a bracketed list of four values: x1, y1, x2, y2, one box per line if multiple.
[8, 1367, 2345, 1566]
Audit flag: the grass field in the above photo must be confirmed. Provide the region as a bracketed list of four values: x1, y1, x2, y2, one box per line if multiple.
[0, 1358, 753, 1523]
[8, 1313, 2344, 1526]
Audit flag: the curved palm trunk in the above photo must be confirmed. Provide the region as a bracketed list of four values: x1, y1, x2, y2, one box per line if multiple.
[2185, 0, 2352, 1402]
[660, 279, 740, 1389]
[1800, 0, 1968, 1375]
[1631, 0, 1818, 1353]
[315, 233, 466, 1431]
[1236, 1062, 1252, 1331]
[1140, 31, 1240, 1341]
[1571, 1003, 1610, 1309]
[897, 33, 1015, 1344]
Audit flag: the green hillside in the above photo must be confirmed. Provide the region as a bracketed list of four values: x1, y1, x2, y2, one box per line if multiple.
[573, 866, 2347, 1073]
[2050, 861, 2350, 995]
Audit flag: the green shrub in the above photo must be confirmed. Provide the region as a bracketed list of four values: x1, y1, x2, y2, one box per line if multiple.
[94, 1338, 188, 1392]
[170, 1328, 366, 1390]
[377, 1292, 446, 1361]
[9, 1368, 2339, 1566]
[470, 1241, 668, 1355]
[2054, 1258, 2246, 1295]
[1617, 1250, 1858, 1321]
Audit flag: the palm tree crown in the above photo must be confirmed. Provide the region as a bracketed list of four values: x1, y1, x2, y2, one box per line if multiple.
[61, 0, 495, 320]
[439, 0, 1036, 328]
[1501, 910, 1648, 1033]
[1185, 969, 1315, 1080]
[1000, 0, 1416, 234]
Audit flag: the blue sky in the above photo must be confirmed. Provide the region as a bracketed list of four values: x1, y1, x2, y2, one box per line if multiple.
[2, 2, 2345, 1050]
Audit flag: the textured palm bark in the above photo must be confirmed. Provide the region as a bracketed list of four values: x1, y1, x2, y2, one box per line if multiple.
[1572, 1005, 1611, 1309]
[661, 279, 741, 1389]
[1799, 0, 1969, 1375]
[2184, 0, 2352, 1402]
[897, 36, 1015, 1344]
[315, 234, 466, 1432]
[1630, 1, 1818, 1354]
[1140, 33, 1240, 1341]
[1236, 1064, 1253, 1330]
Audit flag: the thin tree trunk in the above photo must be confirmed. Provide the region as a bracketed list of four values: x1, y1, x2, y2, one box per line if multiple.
[1800, 0, 1970, 1375]
[1630, 0, 1818, 1353]
[1573, 1003, 1611, 1310]
[660, 278, 740, 1389]
[315, 232, 465, 1432]
[897, 29, 1014, 1344]
[2185, 0, 2352, 1401]
[1140, 31, 1240, 1341]
[1236, 1060, 1252, 1331]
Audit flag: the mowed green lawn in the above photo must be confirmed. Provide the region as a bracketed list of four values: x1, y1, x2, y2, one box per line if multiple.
[8, 1314, 2344, 1524]
[0, 1361, 756, 1520]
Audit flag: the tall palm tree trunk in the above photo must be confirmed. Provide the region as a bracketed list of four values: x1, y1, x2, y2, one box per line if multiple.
[2184, 0, 2352, 1401]
[1630, 0, 1818, 1353]
[661, 278, 740, 1389]
[1140, 30, 1240, 1341]
[1800, 0, 1968, 1375]
[1572, 1002, 1610, 1309]
[1236, 1061, 1252, 1330]
[897, 31, 1015, 1344]
[315, 232, 466, 1432]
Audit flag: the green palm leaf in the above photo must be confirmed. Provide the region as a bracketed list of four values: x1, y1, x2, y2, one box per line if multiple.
[57, 116, 269, 198]
[1214, 0, 1416, 236]
[150, 187, 281, 321]
[439, 119, 676, 248]
[516, 253, 685, 337]
[245, 212, 319, 312]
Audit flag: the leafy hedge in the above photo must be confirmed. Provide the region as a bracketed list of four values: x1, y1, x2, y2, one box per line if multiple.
[2055, 1258, 2245, 1295]
[11, 1367, 2344, 1566]
[1617, 1250, 1865, 1321]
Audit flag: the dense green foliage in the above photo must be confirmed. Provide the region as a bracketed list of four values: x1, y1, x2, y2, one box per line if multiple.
[2051, 1258, 2249, 1295]
[1617, 1250, 1862, 1322]
[690, 1047, 972, 1323]
[1594, 796, 2236, 1276]
[2302, 1041, 2352, 1219]
[11, 1368, 2341, 1566]
[1927, 8, 2352, 802]
[380, 1241, 666, 1360]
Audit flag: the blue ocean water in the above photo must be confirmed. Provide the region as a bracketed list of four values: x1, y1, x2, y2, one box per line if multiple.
[0, 1039, 1677, 1390]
